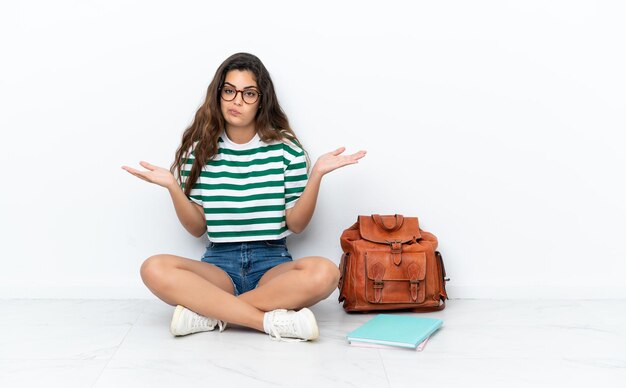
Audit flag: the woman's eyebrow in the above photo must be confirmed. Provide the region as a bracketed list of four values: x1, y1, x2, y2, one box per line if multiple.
[223, 81, 258, 89]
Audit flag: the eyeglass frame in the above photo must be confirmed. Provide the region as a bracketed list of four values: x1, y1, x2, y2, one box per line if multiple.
[219, 84, 263, 104]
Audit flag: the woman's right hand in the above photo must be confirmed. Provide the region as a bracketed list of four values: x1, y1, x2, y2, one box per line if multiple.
[122, 161, 177, 189]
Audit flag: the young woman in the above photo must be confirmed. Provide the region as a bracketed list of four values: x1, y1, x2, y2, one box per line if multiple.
[122, 52, 366, 341]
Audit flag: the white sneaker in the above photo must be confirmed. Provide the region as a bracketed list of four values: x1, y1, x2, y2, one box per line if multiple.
[264, 308, 319, 342]
[170, 305, 227, 336]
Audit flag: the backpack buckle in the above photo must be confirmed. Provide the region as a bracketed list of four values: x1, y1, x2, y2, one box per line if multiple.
[388, 240, 402, 254]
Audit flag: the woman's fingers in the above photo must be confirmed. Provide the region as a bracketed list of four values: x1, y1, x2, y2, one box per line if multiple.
[328, 147, 365, 158]
[139, 161, 156, 171]
[124, 169, 150, 182]
[339, 157, 360, 167]
[122, 162, 177, 189]
[339, 151, 367, 165]
[352, 150, 367, 159]
[318, 149, 367, 171]
[122, 165, 153, 182]
[133, 173, 150, 182]
[121, 166, 140, 174]
[330, 147, 346, 156]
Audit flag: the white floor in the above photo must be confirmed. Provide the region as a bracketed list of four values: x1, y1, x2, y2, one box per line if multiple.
[1, 297, 625, 388]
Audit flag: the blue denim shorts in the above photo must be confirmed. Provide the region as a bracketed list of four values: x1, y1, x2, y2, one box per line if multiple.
[200, 237, 293, 296]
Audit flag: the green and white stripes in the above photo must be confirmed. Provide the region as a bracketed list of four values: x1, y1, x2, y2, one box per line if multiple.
[181, 132, 308, 242]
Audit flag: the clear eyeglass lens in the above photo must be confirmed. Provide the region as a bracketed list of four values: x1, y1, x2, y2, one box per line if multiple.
[243, 90, 259, 104]
[221, 87, 236, 101]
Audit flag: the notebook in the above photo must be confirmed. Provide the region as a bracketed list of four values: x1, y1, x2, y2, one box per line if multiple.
[349, 337, 430, 351]
[346, 314, 443, 349]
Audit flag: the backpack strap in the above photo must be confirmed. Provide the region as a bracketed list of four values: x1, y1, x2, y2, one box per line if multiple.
[407, 263, 420, 302]
[372, 262, 386, 303]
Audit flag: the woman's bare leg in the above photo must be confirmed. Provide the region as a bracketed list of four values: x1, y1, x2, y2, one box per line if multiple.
[238, 256, 340, 311]
[140, 254, 265, 331]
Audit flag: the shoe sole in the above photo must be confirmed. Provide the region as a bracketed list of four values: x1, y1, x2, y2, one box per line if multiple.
[170, 305, 185, 336]
[300, 308, 320, 340]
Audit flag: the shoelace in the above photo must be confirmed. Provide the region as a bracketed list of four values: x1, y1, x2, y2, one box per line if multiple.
[267, 310, 305, 342]
[191, 312, 226, 332]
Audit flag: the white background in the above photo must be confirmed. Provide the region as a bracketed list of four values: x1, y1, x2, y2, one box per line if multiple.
[1, 1, 624, 299]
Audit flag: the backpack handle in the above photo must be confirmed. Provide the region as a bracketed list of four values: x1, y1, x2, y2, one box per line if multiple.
[371, 214, 404, 232]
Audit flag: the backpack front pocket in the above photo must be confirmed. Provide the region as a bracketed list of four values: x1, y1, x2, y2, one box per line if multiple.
[364, 251, 426, 304]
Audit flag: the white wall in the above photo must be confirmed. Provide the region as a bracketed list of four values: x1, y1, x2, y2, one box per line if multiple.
[1, 1, 625, 299]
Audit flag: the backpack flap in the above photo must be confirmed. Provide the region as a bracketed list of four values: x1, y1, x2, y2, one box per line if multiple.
[358, 214, 422, 245]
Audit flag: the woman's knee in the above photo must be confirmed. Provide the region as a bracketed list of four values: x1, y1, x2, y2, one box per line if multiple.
[302, 257, 340, 295]
[140, 255, 172, 288]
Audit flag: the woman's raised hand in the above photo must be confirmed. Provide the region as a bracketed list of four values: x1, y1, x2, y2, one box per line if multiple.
[312, 147, 367, 177]
[122, 161, 177, 189]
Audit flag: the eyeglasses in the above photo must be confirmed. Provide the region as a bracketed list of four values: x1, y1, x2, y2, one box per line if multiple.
[220, 85, 262, 104]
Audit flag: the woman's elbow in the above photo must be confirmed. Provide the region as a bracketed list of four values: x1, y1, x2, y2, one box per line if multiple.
[186, 223, 207, 238]
[286, 220, 304, 234]
[288, 223, 304, 234]
[286, 209, 309, 234]
[290, 221, 311, 234]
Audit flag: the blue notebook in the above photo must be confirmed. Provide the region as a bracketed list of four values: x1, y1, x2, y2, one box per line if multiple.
[347, 314, 443, 349]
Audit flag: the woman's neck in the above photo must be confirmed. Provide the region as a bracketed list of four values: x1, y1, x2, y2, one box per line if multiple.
[225, 125, 257, 144]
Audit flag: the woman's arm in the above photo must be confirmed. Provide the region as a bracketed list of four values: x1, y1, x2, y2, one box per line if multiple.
[166, 184, 207, 237]
[285, 147, 366, 233]
[285, 170, 322, 234]
[122, 161, 207, 237]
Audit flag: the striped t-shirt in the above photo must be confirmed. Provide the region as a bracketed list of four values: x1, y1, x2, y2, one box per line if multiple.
[181, 131, 308, 243]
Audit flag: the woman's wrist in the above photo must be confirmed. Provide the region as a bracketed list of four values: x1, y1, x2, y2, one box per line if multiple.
[166, 181, 183, 194]
[310, 163, 327, 180]
[309, 168, 324, 182]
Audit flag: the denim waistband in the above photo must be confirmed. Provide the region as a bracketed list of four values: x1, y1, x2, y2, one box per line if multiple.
[207, 237, 287, 248]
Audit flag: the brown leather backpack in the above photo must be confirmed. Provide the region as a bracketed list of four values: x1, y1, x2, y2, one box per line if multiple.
[338, 214, 449, 312]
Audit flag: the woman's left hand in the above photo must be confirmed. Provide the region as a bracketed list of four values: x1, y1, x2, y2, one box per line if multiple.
[312, 147, 367, 177]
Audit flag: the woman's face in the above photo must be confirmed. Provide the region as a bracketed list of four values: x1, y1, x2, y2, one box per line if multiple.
[220, 70, 261, 131]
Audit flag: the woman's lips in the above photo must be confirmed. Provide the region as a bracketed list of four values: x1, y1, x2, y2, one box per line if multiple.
[228, 109, 241, 116]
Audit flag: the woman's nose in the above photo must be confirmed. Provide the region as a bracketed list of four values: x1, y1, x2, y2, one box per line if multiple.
[233, 91, 244, 105]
